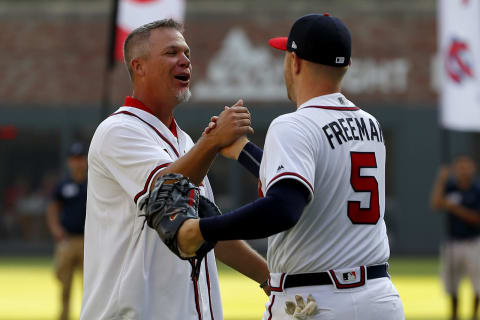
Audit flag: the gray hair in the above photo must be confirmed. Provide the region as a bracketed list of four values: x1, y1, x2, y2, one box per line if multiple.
[123, 19, 184, 81]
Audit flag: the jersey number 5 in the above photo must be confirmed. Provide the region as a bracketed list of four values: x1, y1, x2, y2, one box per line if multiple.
[348, 152, 380, 224]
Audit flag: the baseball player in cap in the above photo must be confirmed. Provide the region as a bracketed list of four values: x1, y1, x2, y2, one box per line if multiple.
[178, 13, 405, 319]
[81, 19, 269, 319]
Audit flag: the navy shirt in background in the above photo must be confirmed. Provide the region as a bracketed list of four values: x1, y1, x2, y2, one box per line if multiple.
[52, 177, 87, 235]
[445, 178, 480, 240]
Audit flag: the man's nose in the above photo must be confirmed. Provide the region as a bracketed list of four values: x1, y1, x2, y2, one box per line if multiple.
[179, 53, 190, 67]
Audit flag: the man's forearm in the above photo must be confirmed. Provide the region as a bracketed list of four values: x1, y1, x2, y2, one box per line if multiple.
[215, 240, 269, 284]
[46, 201, 65, 240]
[159, 135, 219, 186]
[199, 180, 308, 241]
[445, 203, 480, 225]
[152, 105, 253, 188]
[430, 169, 449, 210]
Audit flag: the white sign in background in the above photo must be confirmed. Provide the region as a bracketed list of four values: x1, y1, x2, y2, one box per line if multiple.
[193, 28, 410, 102]
[439, 0, 480, 131]
[118, 0, 185, 30]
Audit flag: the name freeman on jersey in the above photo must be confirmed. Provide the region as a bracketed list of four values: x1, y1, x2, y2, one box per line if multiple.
[322, 117, 384, 150]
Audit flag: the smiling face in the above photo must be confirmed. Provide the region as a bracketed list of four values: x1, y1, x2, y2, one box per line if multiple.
[147, 27, 192, 104]
[133, 27, 192, 108]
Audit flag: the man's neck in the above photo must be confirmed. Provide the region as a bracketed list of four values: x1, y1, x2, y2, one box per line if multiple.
[294, 76, 341, 107]
[295, 88, 341, 107]
[132, 91, 176, 127]
[72, 172, 86, 184]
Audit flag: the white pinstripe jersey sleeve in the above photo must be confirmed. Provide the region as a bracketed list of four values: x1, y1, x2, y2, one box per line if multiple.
[260, 116, 315, 199]
[91, 117, 173, 210]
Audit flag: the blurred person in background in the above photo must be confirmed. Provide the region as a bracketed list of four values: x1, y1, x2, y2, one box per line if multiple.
[46, 142, 87, 320]
[431, 155, 480, 320]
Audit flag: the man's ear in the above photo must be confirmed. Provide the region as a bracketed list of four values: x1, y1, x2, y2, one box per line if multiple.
[131, 57, 146, 78]
[291, 52, 301, 75]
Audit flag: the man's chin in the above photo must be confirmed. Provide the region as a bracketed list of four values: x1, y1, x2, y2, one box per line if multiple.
[176, 88, 191, 103]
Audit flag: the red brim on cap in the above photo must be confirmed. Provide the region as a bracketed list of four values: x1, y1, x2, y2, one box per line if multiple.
[268, 37, 288, 51]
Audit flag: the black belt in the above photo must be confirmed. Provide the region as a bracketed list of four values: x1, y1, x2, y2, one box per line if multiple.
[283, 264, 389, 289]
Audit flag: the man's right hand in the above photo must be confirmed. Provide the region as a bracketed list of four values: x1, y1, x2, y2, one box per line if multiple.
[204, 99, 253, 150]
[204, 125, 250, 159]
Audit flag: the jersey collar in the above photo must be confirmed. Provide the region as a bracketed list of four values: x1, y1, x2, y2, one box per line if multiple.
[297, 93, 358, 111]
[123, 96, 178, 138]
[123, 96, 153, 114]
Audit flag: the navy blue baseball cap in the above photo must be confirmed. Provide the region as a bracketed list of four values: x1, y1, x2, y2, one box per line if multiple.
[269, 13, 351, 67]
[69, 142, 87, 157]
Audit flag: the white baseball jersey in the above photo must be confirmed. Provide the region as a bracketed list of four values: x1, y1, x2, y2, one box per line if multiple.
[259, 92, 390, 274]
[81, 98, 223, 320]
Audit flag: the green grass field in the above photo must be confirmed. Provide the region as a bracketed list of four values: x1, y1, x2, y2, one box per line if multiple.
[0, 257, 476, 320]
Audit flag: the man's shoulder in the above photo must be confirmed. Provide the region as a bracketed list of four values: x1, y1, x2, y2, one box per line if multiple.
[89, 115, 148, 163]
[354, 108, 380, 122]
[93, 113, 150, 142]
[97, 111, 139, 130]
[269, 111, 304, 128]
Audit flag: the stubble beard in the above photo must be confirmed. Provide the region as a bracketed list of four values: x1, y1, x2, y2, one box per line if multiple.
[176, 88, 191, 103]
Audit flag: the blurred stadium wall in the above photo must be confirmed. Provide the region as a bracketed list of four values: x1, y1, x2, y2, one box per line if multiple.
[0, 0, 478, 255]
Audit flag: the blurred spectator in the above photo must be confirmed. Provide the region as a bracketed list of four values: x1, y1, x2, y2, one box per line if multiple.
[431, 155, 480, 320]
[46, 142, 87, 320]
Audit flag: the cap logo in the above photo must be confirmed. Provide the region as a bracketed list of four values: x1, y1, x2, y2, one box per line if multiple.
[291, 41, 297, 50]
[335, 57, 345, 64]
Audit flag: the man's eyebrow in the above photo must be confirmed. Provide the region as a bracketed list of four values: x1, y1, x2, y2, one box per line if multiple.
[163, 45, 190, 52]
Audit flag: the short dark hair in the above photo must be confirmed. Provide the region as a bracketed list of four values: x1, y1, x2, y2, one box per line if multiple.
[123, 19, 184, 80]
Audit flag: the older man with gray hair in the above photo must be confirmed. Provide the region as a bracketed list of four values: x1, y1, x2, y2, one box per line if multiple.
[81, 19, 269, 320]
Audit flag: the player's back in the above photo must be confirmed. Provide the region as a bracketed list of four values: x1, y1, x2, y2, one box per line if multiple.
[263, 93, 389, 273]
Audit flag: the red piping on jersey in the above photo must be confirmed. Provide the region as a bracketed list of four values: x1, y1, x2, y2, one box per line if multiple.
[267, 295, 276, 320]
[192, 277, 202, 320]
[267, 172, 314, 194]
[302, 105, 360, 111]
[124, 96, 178, 137]
[204, 255, 215, 320]
[269, 273, 285, 292]
[134, 163, 170, 204]
[111, 111, 180, 158]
